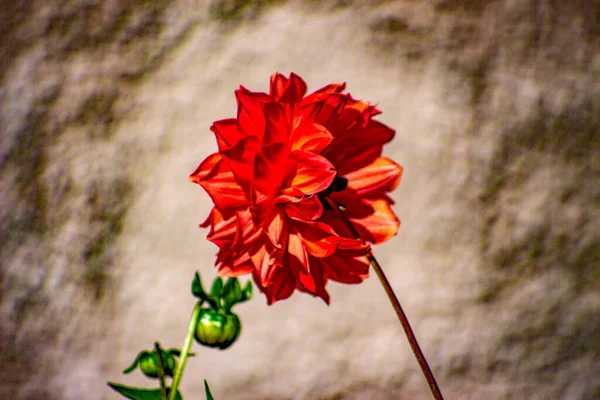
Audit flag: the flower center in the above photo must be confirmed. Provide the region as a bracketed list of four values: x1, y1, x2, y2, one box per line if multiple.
[317, 175, 348, 209]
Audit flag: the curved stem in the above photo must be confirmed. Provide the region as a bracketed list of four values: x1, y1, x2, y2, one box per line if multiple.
[323, 197, 444, 400]
[168, 301, 203, 400]
[154, 342, 168, 400]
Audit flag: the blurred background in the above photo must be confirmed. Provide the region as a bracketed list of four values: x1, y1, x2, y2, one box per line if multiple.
[1, 1, 599, 399]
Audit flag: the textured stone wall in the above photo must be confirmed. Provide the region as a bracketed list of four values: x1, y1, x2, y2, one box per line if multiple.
[1, 1, 598, 399]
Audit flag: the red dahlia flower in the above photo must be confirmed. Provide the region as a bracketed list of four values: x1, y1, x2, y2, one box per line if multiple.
[190, 73, 402, 304]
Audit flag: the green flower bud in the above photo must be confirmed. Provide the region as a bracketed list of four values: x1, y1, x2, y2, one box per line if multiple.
[194, 308, 241, 350]
[123, 348, 183, 379]
[138, 350, 177, 378]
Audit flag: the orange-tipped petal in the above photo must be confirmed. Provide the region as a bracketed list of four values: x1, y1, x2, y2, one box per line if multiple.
[266, 207, 287, 249]
[286, 230, 309, 273]
[350, 198, 400, 244]
[345, 156, 403, 195]
[205, 208, 237, 248]
[189, 152, 249, 215]
[289, 150, 336, 195]
[290, 120, 333, 153]
[232, 209, 261, 249]
[217, 261, 254, 277]
[300, 82, 346, 108]
[248, 243, 279, 285]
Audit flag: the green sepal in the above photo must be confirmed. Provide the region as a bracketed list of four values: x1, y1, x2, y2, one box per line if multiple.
[192, 272, 207, 299]
[205, 295, 220, 311]
[122, 351, 146, 374]
[241, 280, 253, 302]
[222, 278, 242, 311]
[204, 380, 215, 400]
[192, 272, 220, 310]
[107, 382, 183, 400]
[210, 277, 224, 298]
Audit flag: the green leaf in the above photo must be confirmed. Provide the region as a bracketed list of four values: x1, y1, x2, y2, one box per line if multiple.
[107, 383, 182, 400]
[204, 380, 215, 400]
[122, 351, 145, 374]
[210, 277, 224, 298]
[222, 278, 243, 311]
[192, 272, 208, 300]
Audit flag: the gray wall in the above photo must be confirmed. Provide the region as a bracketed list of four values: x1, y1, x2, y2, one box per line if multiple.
[1, 1, 598, 399]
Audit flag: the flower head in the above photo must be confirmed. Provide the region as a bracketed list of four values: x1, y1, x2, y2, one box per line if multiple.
[190, 72, 402, 304]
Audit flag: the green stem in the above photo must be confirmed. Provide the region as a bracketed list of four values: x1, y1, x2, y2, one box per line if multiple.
[154, 342, 168, 400]
[168, 301, 203, 400]
[324, 196, 444, 400]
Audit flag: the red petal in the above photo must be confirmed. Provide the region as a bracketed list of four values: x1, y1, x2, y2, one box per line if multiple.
[189, 152, 249, 216]
[253, 142, 287, 196]
[300, 256, 331, 304]
[280, 72, 307, 104]
[342, 99, 381, 128]
[270, 73, 289, 100]
[216, 246, 254, 276]
[235, 86, 270, 138]
[351, 198, 400, 244]
[278, 187, 307, 200]
[248, 243, 280, 285]
[200, 209, 214, 228]
[210, 118, 244, 152]
[217, 260, 254, 277]
[221, 136, 260, 194]
[294, 220, 369, 258]
[253, 266, 295, 305]
[329, 193, 400, 244]
[270, 72, 307, 103]
[284, 195, 323, 221]
[323, 119, 395, 176]
[321, 254, 369, 284]
[266, 207, 287, 249]
[263, 102, 289, 146]
[290, 120, 333, 153]
[328, 101, 369, 134]
[232, 209, 261, 248]
[288, 150, 336, 195]
[345, 156, 403, 195]
[300, 82, 346, 108]
[287, 230, 309, 273]
[205, 208, 237, 248]
[304, 93, 347, 129]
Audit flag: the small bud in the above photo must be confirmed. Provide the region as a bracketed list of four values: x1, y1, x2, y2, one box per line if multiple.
[194, 308, 241, 350]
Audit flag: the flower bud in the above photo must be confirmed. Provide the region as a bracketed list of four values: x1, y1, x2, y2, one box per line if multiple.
[139, 350, 176, 378]
[194, 308, 241, 350]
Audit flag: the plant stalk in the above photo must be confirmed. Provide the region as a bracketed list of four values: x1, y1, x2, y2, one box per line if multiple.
[324, 197, 444, 400]
[168, 301, 203, 400]
[154, 342, 168, 400]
